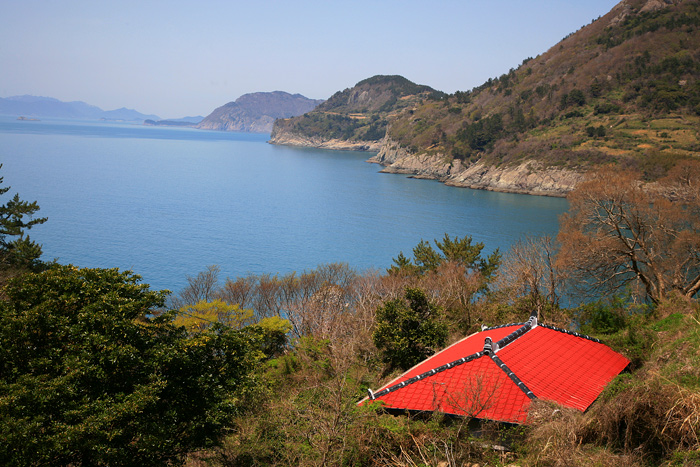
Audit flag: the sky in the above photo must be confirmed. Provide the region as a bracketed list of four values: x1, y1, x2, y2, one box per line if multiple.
[1, 0, 622, 120]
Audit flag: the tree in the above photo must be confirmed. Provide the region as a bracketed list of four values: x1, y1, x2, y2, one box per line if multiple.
[0, 265, 263, 466]
[373, 287, 448, 372]
[568, 88, 586, 106]
[175, 299, 291, 357]
[169, 264, 221, 308]
[496, 235, 567, 322]
[175, 298, 255, 332]
[556, 165, 700, 304]
[0, 164, 47, 271]
[389, 233, 500, 280]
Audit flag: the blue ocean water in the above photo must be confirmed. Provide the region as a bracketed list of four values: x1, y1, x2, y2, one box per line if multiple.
[0, 117, 568, 292]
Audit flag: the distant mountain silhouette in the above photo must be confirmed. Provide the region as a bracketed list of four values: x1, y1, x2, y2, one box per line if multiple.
[0, 95, 160, 121]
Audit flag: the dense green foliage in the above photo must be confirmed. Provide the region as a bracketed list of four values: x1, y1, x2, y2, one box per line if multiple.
[372, 287, 448, 372]
[0, 266, 264, 466]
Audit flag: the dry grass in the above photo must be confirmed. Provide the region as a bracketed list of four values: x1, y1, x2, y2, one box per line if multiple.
[579, 376, 700, 463]
[518, 399, 640, 466]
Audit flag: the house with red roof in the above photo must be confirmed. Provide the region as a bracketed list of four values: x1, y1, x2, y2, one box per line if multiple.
[362, 313, 630, 424]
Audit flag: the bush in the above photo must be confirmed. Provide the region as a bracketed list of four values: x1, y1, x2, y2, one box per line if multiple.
[575, 299, 628, 335]
[373, 287, 448, 372]
[583, 377, 700, 462]
[594, 102, 622, 114]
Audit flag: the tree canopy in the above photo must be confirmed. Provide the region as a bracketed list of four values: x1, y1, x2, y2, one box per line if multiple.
[373, 287, 448, 372]
[389, 233, 500, 283]
[0, 265, 264, 466]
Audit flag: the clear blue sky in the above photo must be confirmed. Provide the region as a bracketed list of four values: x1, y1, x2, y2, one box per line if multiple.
[1, 0, 621, 119]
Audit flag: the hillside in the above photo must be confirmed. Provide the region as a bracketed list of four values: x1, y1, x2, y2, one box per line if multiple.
[269, 75, 444, 151]
[375, 0, 700, 195]
[270, 0, 700, 196]
[197, 91, 324, 133]
[0, 95, 159, 121]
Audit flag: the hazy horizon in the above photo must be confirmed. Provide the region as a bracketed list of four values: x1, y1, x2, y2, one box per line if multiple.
[1, 0, 620, 119]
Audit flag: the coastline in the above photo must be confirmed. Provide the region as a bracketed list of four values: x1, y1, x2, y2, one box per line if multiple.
[270, 132, 583, 197]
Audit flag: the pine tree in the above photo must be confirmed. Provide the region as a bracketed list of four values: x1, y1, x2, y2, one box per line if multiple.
[0, 164, 47, 270]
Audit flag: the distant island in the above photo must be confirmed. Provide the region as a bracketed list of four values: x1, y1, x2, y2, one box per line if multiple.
[144, 116, 204, 127]
[1, 91, 325, 135]
[197, 91, 324, 133]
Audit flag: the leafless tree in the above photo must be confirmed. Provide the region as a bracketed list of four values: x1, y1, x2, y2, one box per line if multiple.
[217, 274, 257, 311]
[556, 166, 700, 304]
[168, 264, 220, 308]
[444, 373, 501, 421]
[496, 235, 567, 320]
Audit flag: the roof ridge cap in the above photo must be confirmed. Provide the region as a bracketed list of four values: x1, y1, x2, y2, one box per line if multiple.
[493, 315, 537, 352]
[489, 352, 537, 400]
[538, 323, 601, 343]
[368, 351, 487, 400]
[482, 321, 526, 331]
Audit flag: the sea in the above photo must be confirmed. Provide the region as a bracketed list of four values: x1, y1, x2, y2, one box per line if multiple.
[0, 117, 568, 293]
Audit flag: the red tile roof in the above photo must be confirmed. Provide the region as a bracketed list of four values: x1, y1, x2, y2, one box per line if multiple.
[363, 316, 630, 424]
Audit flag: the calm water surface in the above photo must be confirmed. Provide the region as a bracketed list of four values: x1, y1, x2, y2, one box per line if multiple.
[0, 117, 568, 292]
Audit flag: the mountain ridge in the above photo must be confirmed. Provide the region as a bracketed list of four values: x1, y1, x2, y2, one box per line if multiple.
[0, 95, 159, 121]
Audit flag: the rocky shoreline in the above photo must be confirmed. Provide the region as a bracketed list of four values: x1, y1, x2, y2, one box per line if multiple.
[270, 132, 583, 197]
[367, 139, 584, 197]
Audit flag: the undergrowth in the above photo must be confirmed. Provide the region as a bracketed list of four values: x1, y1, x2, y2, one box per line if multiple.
[184, 291, 700, 467]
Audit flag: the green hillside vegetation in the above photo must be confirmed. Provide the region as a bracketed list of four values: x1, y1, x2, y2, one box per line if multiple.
[388, 0, 700, 178]
[272, 75, 445, 142]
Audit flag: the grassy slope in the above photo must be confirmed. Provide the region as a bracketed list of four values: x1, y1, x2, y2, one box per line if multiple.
[388, 0, 700, 179]
[186, 284, 700, 466]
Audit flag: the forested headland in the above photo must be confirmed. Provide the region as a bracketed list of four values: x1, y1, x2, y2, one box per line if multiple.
[1, 157, 699, 466]
[271, 0, 700, 197]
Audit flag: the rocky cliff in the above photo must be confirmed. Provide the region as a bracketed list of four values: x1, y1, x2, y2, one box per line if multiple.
[268, 130, 382, 152]
[369, 139, 584, 197]
[197, 91, 323, 133]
